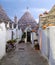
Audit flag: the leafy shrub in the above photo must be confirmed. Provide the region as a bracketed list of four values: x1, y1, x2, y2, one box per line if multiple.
[7, 39, 16, 44]
[6, 39, 16, 52]
[22, 32, 26, 39]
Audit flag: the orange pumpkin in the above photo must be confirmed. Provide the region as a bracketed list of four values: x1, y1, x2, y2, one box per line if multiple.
[32, 29, 36, 32]
[48, 24, 54, 26]
[44, 11, 48, 14]
[39, 14, 43, 16]
[42, 25, 46, 29]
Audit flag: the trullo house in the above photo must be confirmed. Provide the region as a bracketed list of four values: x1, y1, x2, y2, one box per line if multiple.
[18, 10, 38, 44]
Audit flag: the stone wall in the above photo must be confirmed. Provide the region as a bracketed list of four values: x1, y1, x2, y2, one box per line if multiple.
[38, 26, 55, 65]
[0, 22, 22, 59]
[6, 29, 12, 41]
[48, 26, 55, 65]
[0, 23, 6, 59]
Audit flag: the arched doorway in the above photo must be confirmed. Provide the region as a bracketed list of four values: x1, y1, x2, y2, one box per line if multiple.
[24, 26, 32, 43]
[27, 31, 31, 42]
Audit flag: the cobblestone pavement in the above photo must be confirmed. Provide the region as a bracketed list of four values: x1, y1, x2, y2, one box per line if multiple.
[0, 43, 49, 65]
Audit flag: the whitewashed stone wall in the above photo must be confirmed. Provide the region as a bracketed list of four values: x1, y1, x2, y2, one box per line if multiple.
[6, 29, 12, 41]
[48, 26, 55, 65]
[0, 22, 23, 59]
[6, 29, 17, 41]
[31, 32, 37, 42]
[0, 23, 6, 59]
[38, 28, 41, 48]
[31, 32, 37, 47]
[38, 26, 55, 65]
[12, 29, 17, 40]
[6, 28, 23, 43]
[41, 29, 49, 57]
[17, 29, 23, 40]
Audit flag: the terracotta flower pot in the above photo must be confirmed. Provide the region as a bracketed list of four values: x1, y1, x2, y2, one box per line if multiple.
[34, 44, 40, 50]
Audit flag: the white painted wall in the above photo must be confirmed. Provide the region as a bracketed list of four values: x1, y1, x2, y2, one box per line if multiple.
[41, 29, 49, 57]
[38, 26, 55, 65]
[31, 32, 37, 43]
[31, 32, 34, 47]
[6, 28, 23, 42]
[17, 29, 23, 40]
[31, 32, 37, 47]
[48, 26, 55, 65]
[0, 23, 6, 59]
[38, 28, 41, 48]
[12, 29, 17, 40]
[6, 29, 12, 41]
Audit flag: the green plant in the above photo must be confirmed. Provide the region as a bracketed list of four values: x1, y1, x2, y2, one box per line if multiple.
[7, 40, 11, 44]
[22, 32, 26, 39]
[7, 39, 17, 44]
[13, 39, 17, 43]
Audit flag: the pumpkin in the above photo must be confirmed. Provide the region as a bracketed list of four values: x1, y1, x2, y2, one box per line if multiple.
[42, 25, 46, 29]
[48, 24, 54, 26]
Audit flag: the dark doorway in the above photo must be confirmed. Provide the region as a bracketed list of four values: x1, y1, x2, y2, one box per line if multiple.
[27, 31, 31, 42]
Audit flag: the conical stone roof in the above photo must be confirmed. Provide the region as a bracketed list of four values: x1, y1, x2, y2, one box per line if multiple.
[18, 11, 37, 31]
[48, 5, 55, 15]
[0, 5, 11, 23]
[39, 5, 55, 27]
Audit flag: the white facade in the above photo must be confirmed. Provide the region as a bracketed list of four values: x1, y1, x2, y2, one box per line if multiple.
[0, 22, 38, 59]
[17, 29, 23, 41]
[6, 29, 12, 41]
[31, 32, 38, 47]
[24, 26, 37, 46]
[0, 22, 6, 59]
[0, 22, 23, 59]
[38, 26, 55, 65]
[48, 26, 55, 65]
[41, 29, 49, 57]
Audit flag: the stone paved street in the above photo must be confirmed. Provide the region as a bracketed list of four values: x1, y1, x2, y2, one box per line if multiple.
[0, 43, 49, 65]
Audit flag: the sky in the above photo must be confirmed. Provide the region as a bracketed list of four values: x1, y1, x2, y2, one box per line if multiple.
[0, 0, 55, 22]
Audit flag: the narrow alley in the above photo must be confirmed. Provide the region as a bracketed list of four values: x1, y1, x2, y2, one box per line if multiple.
[0, 43, 49, 65]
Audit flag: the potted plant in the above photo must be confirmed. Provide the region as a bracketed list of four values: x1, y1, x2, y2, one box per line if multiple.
[6, 39, 17, 52]
[34, 43, 40, 50]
